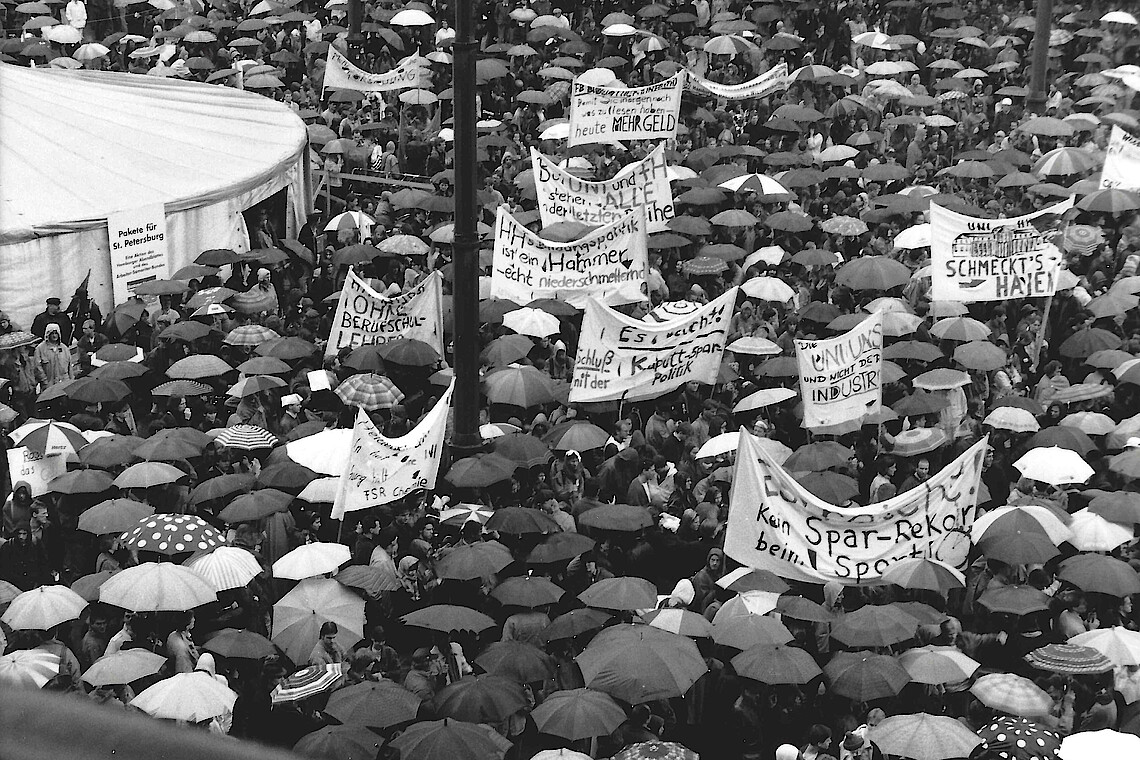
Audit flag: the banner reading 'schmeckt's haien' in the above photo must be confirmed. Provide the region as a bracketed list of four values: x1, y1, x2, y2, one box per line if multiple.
[332, 380, 453, 519]
[688, 62, 789, 100]
[725, 429, 986, 584]
[324, 47, 428, 92]
[569, 287, 736, 402]
[532, 144, 675, 233]
[1100, 125, 1140, 191]
[490, 206, 648, 308]
[796, 311, 883, 429]
[930, 197, 1072, 302]
[325, 269, 443, 357]
[568, 73, 684, 146]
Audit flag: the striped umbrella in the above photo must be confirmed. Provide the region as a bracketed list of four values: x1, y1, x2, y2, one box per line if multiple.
[224, 325, 280, 346]
[1025, 643, 1114, 675]
[152, 380, 213, 397]
[184, 546, 263, 591]
[335, 373, 405, 410]
[271, 664, 344, 705]
[120, 514, 226, 555]
[212, 424, 279, 450]
[10, 420, 87, 456]
[166, 354, 234, 379]
[0, 649, 60, 689]
[1, 585, 87, 630]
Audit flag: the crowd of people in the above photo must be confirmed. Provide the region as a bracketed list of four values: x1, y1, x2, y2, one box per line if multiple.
[4, 0, 1140, 759]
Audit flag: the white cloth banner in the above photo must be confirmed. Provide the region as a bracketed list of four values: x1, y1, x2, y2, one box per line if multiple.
[325, 268, 444, 357]
[688, 62, 790, 100]
[568, 72, 684, 146]
[490, 206, 648, 308]
[796, 312, 883, 429]
[725, 430, 987, 584]
[569, 287, 736, 402]
[930, 197, 1072, 302]
[1101, 125, 1140, 190]
[324, 47, 428, 92]
[107, 203, 170, 306]
[332, 380, 454, 519]
[532, 143, 675, 233]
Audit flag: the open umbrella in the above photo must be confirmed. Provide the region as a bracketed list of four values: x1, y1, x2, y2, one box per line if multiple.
[113, 462, 188, 490]
[132, 672, 237, 722]
[576, 625, 707, 703]
[979, 585, 1052, 616]
[831, 604, 920, 647]
[824, 652, 910, 700]
[541, 609, 613, 642]
[579, 577, 658, 611]
[731, 643, 822, 684]
[977, 717, 1061, 760]
[578, 504, 654, 532]
[1070, 627, 1140, 667]
[490, 576, 564, 608]
[434, 674, 527, 723]
[99, 562, 216, 611]
[272, 578, 365, 664]
[272, 542, 351, 580]
[870, 713, 982, 760]
[898, 645, 979, 685]
[401, 605, 496, 633]
[82, 650, 166, 687]
[476, 641, 556, 683]
[271, 664, 344, 705]
[971, 673, 1052, 717]
[1058, 554, 1140, 597]
[184, 546, 263, 591]
[120, 513, 225, 555]
[202, 629, 277, 660]
[435, 541, 514, 580]
[389, 720, 512, 760]
[1059, 729, 1140, 759]
[0, 649, 59, 688]
[77, 499, 154, 535]
[527, 532, 596, 564]
[293, 725, 384, 760]
[530, 688, 625, 740]
[1, 585, 87, 631]
[880, 558, 965, 596]
[1025, 643, 1113, 675]
[324, 679, 422, 728]
[1015, 447, 1095, 485]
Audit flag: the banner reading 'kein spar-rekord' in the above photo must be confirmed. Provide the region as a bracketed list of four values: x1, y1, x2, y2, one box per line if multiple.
[490, 206, 648, 308]
[568, 73, 684, 146]
[930, 197, 1072, 302]
[531, 144, 675, 233]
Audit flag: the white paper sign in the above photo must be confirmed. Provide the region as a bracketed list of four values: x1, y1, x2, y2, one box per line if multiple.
[325, 269, 444, 357]
[532, 144, 675, 233]
[724, 430, 986, 584]
[568, 73, 684, 146]
[688, 62, 790, 100]
[324, 47, 429, 92]
[930, 197, 1072, 302]
[490, 206, 648, 308]
[8, 447, 68, 498]
[795, 312, 883, 429]
[569, 287, 736, 402]
[331, 380, 454, 519]
[107, 203, 170, 306]
[1100, 125, 1140, 190]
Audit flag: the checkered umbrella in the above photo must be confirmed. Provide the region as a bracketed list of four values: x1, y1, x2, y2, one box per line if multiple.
[270, 664, 344, 705]
[152, 380, 213, 397]
[212, 424, 279, 450]
[335, 373, 405, 410]
[184, 547, 263, 591]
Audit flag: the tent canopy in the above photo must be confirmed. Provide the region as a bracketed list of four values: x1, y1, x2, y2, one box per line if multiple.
[0, 64, 307, 244]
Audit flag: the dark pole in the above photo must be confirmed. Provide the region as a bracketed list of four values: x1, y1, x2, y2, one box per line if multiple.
[450, 0, 483, 455]
[347, 0, 364, 63]
[1027, 0, 1054, 114]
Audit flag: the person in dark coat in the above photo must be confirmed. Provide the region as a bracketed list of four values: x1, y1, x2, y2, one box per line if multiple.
[30, 297, 74, 344]
[0, 522, 49, 590]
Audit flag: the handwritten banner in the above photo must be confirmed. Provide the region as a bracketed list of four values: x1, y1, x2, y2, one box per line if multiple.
[930, 197, 1072, 302]
[490, 206, 648, 308]
[569, 287, 736, 402]
[532, 143, 675, 233]
[1101, 125, 1140, 190]
[332, 380, 454, 519]
[688, 62, 790, 100]
[325, 269, 443, 357]
[568, 72, 684, 146]
[725, 430, 986, 584]
[8, 447, 67, 498]
[107, 203, 170, 306]
[324, 47, 429, 92]
[796, 312, 883, 429]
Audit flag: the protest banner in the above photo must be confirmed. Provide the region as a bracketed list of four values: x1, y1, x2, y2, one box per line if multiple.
[323, 47, 428, 92]
[325, 269, 444, 357]
[569, 287, 736, 402]
[490, 206, 648, 308]
[332, 380, 454, 519]
[795, 311, 883, 429]
[107, 203, 169, 305]
[688, 62, 789, 100]
[531, 144, 675, 233]
[1100, 125, 1140, 190]
[7, 446, 67, 498]
[568, 72, 684, 146]
[725, 430, 986, 584]
[930, 197, 1072, 302]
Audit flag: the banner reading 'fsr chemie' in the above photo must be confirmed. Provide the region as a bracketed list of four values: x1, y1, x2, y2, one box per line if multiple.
[725, 429, 986, 584]
[1100, 125, 1140, 191]
[490, 206, 648, 308]
[930, 197, 1072, 302]
[688, 61, 790, 100]
[796, 311, 883, 429]
[325, 268, 444, 357]
[532, 144, 675, 233]
[568, 72, 684, 146]
[569, 287, 736, 402]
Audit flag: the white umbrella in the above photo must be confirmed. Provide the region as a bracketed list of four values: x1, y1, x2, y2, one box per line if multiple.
[983, 406, 1040, 433]
[603, 23, 637, 36]
[1060, 412, 1117, 435]
[74, 42, 110, 60]
[273, 542, 351, 580]
[1070, 627, 1140, 666]
[323, 211, 375, 235]
[390, 8, 434, 25]
[726, 336, 782, 356]
[43, 24, 82, 43]
[132, 672, 237, 722]
[1066, 508, 1134, 551]
[1015, 446, 1096, 485]
[734, 388, 797, 413]
[696, 432, 739, 459]
[577, 67, 619, 86]
[894, 223, 932, 249]
[285, 428, 352, 476]
[1101, 11, 1139, 24]
[1059, 729, 1140, 759]
[743, 246, 788, 269]
[0, 649, 59, 688]
[502, 307, 561, 338]
[742, 276, 795, 302]
[539, 121, 570, 140]
[184, 546, 263, 591]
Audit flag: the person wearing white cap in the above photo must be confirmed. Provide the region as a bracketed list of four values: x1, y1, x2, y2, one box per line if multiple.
[278, 393, 305, 436]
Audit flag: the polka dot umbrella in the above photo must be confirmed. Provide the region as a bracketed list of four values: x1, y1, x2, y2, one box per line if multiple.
[120, 513, 226, 556]
[977, 717, 1061, 760]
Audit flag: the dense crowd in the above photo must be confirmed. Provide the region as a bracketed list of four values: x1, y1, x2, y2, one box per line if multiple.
[4, 0, 1140, 759]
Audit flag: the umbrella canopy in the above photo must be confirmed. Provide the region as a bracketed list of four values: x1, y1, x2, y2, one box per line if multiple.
[824, 652, 911, 700]
[184, 546, 263, 591]
[271, 664, 344, 705]
[1058, 554, 1140, 597]
[530, 688, 625, 740]
[113, 462, 188, 490]
[77, 499, 154, 535]
[971, 673, 1052, 717]
[490, 576, 564, 608]
[435, 540, 514, 580]
[485, 507, 559, 535]
[202, 628, 277, 660]
[831, 604, 920, 647]
[1025, 643, 1113, 675]
[613, 743, 697, 760]
[272, 578, 365, 664]
[880, 558, 965, 596]
[99, 562, 216, 611]
[1014, 446, 1095, 485]
[293, 725, 385, 760]
[869, 713, 982, 760]
[131, 672, 237, 722]
[389, 720, 512, 760]
[475, 641, 556, 683]
[542, 609, 613, 642]
[120, 513, 225, 555]
[898, 645, 979, 685]
[1070, 626, 1140, 667]
[576, 625, 708, 703]
[0, 649, 59, 688]
[642, 608, 713, 638]
[82, 649, 166, 687]
[579, 577, 658, 611]
[578, 503, 654, 532]
[272, 542, 351, 580]
[526, 532, 596, 564]
[324, 678, 422, 728]
[977, 717, 1061, 760]
[731, 643, 822, 684]
[401, 604, 496, 634]
[434, 674, 527, 723]
[1059, 730, 1140, 759]
[1, 585, 87, 630]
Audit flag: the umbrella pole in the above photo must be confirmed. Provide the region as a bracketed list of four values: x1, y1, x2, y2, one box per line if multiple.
[1030, 294, 1052, 375]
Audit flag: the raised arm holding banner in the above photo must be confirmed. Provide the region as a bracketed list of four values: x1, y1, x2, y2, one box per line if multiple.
[796, 311, 883, 429]
[325, 268, 444, 357]
[490, 206, 649, 308]
[532, 144, 675, 233]
[930, 197, 1072, 302]
[725, 429, 987, 585]
[688, 62, 790, 100]
[323, 48, 429, 93]
[568, 72, 684, 146]
[569, 287, 736, 403]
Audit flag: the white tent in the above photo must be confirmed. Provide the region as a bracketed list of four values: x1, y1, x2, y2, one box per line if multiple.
[0, 64, 310, 326]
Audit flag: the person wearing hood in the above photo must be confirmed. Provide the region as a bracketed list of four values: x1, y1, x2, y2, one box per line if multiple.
[597, 447, 642, 503]
[689, 547, 725, 613]
[0, 521, 48, 590]
[3, 480, 34, 534]
[814, 581, 844, 655]
[34, 323, 73, 388]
